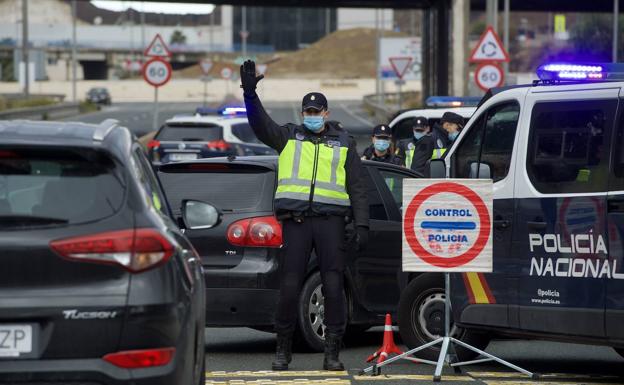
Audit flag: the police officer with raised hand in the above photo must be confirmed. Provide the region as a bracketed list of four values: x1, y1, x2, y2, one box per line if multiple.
[361, 124, 402, 165]
[240, 60, 369, 372]
[396, 116, 435, 174]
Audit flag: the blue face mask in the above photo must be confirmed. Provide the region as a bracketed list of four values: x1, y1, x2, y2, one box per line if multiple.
[303, 116, 325, 133]
[374, 139, 390, 152]
[413, 131, 425, 140]
[448, 131, 459, 141]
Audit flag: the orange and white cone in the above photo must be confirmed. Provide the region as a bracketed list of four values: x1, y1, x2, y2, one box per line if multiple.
[366, 313, 404, 364]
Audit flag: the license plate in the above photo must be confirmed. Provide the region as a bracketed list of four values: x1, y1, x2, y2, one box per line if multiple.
[169, 153, 198, 161]
[0, 325, 32, 357]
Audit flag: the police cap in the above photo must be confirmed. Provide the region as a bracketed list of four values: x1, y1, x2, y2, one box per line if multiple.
[372, 124, 392, 138]
[302, 92, 328, 111]
[440, 111, 464, 127]
[413, 116, 429, 129]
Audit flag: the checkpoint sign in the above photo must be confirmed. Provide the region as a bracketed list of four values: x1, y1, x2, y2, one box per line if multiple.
[402, 179, 493, 272]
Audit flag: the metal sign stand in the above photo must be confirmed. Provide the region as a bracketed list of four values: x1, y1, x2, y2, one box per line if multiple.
[152, 86, 159, 132]
[360, 273, 538, 382]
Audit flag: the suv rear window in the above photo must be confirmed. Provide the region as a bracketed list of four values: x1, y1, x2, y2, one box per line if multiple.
[0, 147, 125, 228]
[158, 165, 274, 216]
[156, 123, 223, 142]
[232, 123, 262, 144]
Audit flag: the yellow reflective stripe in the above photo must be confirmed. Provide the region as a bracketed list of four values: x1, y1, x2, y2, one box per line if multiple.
[316, 145, 333, 183]
[276, 184, 310, 194]
[336, 147, 347, 187]
[298, 141, 315, 181]
[152, 192, 162, 211]
[278, 141, 295, 180]
[405, 148, 414, 168]
[431, 148, 447, 159]
[465, 272, 490, 304]
[314, 187, 349, 200]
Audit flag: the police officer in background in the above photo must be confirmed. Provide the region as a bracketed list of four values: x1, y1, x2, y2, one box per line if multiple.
[240, 60, 369, 372]
[361, 124, 402, 165]
[435, 111, 464, 158]
[396, 116, 434, 174]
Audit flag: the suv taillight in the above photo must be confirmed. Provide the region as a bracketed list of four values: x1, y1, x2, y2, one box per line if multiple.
[227, 216, 282, 248]
[147, 140, 160, 149]
[103, 347, 175, 368]
[50, 228, 174, 273]
[206, 140, 231, 151]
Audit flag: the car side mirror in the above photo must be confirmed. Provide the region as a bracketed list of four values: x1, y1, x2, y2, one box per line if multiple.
[469, 162, 492, 179]
[427, 159, 446, 178]
[182, 200, 222, 230]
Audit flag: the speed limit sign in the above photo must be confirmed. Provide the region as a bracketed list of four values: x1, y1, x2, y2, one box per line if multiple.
[143, 58, 172, 87]
[474, 63, 504, 91]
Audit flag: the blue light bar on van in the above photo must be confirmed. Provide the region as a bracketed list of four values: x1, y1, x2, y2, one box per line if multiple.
[221, 107, 246, 116]
[536, 63, 606, 81]
[425, 96, 481, 108]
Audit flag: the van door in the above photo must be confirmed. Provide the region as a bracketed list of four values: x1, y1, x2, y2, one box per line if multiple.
[606, 100, 624, 341]
[447, 101, 521, 328]
[516, 90, 617, 338]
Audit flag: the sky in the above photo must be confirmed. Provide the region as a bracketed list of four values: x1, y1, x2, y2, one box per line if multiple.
[91, 1, 215, 15]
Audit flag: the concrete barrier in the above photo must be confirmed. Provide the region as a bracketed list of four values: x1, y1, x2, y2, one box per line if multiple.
[0, 102, 81, 121]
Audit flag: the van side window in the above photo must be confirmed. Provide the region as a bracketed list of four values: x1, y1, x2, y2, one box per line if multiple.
[611, 109, 624, 190]
[453, 102, 519, 181]
[527, 100, 616, 194]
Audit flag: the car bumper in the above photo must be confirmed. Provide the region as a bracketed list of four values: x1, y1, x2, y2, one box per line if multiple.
[205, 288, 278, 327]
[0, 357, 182, 385]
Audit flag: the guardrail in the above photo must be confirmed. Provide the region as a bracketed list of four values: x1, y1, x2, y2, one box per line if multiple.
[0, 102, 81, 121]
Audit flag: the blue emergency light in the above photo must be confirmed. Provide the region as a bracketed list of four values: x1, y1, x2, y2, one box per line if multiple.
[536, 63, 612, 81]
[221, 107, 246, 116]
[425, 96, 481, 108]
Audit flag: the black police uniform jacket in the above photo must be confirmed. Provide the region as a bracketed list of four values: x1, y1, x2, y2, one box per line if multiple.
[244, 94, 369, 229]
[362, 145, 402, 165]
[396, 134, 435, 175]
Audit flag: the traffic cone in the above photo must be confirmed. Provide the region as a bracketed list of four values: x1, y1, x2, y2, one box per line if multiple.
[366, 313, 404, 364]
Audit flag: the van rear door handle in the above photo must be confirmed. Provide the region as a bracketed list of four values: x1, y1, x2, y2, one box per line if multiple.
[527, 221, 547, 230]
[494, 220, 510, 229]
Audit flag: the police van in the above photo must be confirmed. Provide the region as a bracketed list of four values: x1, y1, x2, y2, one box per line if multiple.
[401, 63, 624, 361]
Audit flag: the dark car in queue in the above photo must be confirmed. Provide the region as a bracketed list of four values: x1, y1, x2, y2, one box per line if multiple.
[157, 155, 471, 356]
[147, 110, 275, 165]
[0, 120, 205, 384]
[86, 87, 112, 105]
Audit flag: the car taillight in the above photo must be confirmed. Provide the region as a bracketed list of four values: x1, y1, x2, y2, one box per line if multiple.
[103, 347, 175, 368]
[206, 140, 231, 151]
[227, 216, 282, 248]
[50, 228, 174, 273]
[147, 140, 160, 149]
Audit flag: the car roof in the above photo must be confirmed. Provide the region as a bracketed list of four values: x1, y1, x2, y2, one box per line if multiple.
[159, 155, 422, 176]
[0, 120, 132, 159]
[389, 107, 476, 126]
[165, 114, 249, 126]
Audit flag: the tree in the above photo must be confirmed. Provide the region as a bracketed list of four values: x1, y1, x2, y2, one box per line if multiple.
[170, 30, 187, 45]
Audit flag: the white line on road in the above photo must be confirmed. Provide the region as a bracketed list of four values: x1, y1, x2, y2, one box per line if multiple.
[339, 103, 374, 128]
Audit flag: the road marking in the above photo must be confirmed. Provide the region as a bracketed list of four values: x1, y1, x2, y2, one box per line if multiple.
[206, 371, 348, 378]
[353, 374, 473, 382]
[339, 103, 374, 128]
[205, 380, 350, 385]
[469, 372, 622, 380]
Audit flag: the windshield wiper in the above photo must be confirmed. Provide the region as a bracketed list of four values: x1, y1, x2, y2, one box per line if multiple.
[0, 215, 69, 227]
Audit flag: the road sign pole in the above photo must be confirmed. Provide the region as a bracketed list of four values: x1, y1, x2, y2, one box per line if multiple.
[153, 86, 159, 131]
[203, 79, 208, 107]
[397, 81, 402, 111]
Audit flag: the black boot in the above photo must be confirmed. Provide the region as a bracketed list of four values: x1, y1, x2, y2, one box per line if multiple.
[271, 332, 292, 371]
[323, 333, 345, 371]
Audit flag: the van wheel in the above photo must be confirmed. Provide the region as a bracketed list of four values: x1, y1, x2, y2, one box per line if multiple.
[296, 271, 347, 352]
[613, 347, 624, 359]
[398, 273, 490, 361]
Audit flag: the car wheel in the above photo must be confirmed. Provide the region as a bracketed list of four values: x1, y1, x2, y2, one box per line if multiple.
[398, 273, 490, 361]
[296, 271, 347, 352]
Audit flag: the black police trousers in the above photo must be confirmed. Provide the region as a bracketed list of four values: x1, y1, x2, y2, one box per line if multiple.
[275, 215, 347, 336]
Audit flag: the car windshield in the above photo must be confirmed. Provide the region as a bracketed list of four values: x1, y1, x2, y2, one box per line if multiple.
[0, 147, 126, 229]
[156, 123, 223, 142]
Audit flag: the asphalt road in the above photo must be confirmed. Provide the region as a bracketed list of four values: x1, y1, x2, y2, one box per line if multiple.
[67, 102, 624, 385]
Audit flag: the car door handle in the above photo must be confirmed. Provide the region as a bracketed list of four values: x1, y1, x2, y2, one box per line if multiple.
[527, 221, 547, 230]
[494, 219, 510, 229]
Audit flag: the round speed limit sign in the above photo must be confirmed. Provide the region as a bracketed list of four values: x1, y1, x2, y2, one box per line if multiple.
[474, 63, 504, 91]
[143, 58, 172, 87]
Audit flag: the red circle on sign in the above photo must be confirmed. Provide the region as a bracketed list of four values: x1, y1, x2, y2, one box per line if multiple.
[403, 182, 491, 268]
[143, 58, 172, 88]
[474, 62, 504, 92]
